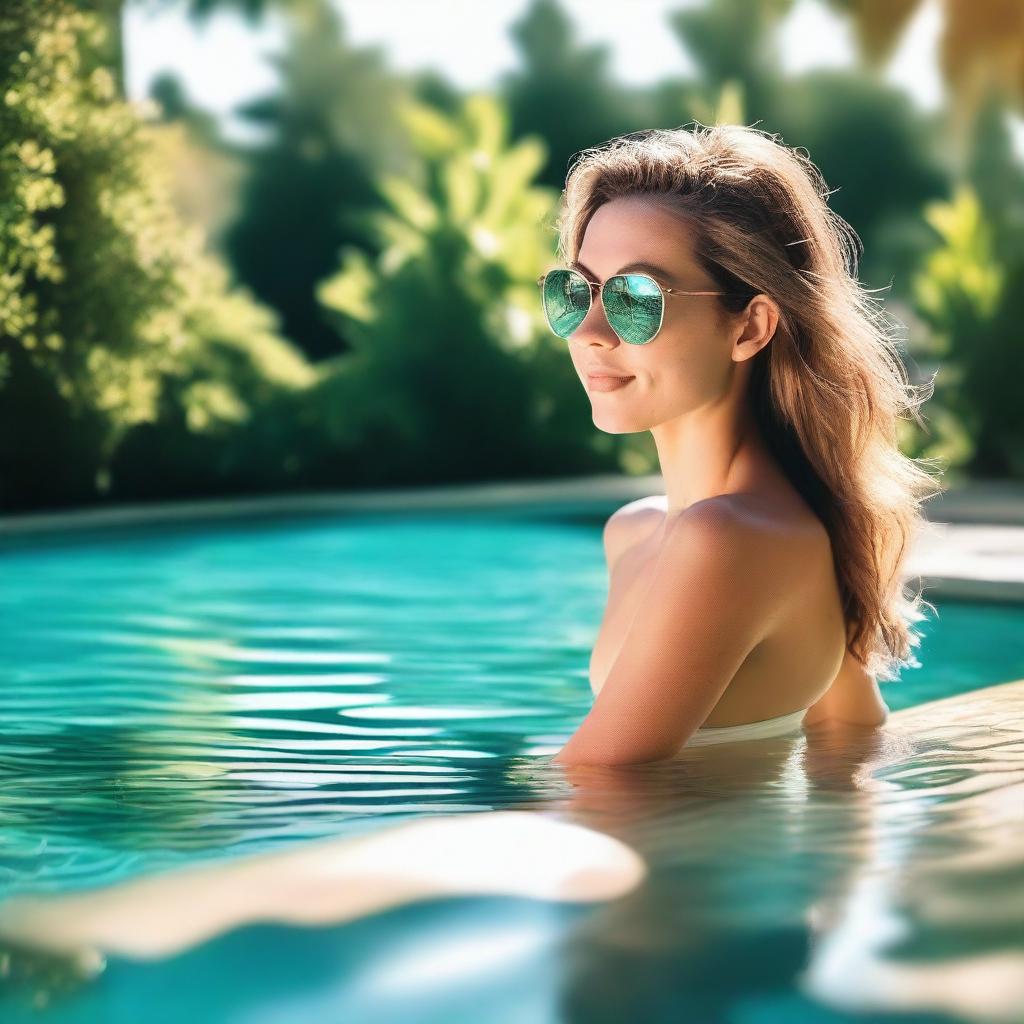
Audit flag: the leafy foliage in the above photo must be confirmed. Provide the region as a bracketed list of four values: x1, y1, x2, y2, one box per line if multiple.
[311, 93, 615, 485]
[222, 0, 414, 361]
[906, 182, 1024, 476]
[0, 0, 313, 508]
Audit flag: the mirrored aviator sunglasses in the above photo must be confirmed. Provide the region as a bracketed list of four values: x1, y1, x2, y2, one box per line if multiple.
[536, 267, 727, 346]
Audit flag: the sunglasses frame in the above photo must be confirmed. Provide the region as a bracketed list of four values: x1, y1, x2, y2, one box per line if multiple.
[536, 267, 729, 345]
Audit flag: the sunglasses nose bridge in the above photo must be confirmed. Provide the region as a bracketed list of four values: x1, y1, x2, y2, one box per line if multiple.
[576, 282, 622, 344]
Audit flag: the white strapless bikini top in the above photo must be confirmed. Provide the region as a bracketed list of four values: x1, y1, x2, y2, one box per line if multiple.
[684, 707, 808, 747]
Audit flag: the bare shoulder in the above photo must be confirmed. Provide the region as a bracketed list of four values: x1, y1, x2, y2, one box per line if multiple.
[664, 496, 777, 572]
[697, 491, 832, 564]
[663, 493, 821, 608]
[601, 494, 668, 572]
[602, 490, 826, 579]
[645, 497, 793, 656]
[608, 493, 669, 523]
[671, 492, 797, 550]
[601, 492, 776, 589]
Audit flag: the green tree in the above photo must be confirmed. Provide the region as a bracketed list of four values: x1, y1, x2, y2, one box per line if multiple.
[668, 0, 794, 119]
[500, 0, 647, 191]
[906, 183, 1024, 477]
[0, 0, 313, 510]
[825, 0, 1024, 478]
[222, 0, 415, 361]
[665, 0, 950, 292]
[146, 72, 249, 254]
[311, 93, 617, 486]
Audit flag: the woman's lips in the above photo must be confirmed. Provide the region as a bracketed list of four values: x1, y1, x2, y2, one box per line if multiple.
[586, 374, 635, 392]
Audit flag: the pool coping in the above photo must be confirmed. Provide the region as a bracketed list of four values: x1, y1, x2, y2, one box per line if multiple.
[3, 474, 1024, 603]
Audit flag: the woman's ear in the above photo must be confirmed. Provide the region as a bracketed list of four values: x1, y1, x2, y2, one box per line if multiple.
[732, 294, 779, 362]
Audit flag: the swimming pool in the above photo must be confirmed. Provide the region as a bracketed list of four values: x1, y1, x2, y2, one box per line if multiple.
[2, 508, 1023, 1022]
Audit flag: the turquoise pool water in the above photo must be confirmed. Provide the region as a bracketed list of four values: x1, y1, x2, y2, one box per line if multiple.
[2, 510, 1023, 1023]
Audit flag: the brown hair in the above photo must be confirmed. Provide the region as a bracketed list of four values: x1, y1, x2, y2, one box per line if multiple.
[553, 123, 943, 683]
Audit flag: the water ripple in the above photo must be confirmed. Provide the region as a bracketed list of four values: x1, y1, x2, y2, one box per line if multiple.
[2, 515, 1024, 1022]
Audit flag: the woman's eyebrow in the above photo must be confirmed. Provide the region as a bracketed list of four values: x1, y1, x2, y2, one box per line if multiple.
[570, 258, 683, 287]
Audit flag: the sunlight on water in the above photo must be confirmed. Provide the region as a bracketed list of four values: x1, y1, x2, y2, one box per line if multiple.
[1, 510, 1023, 1023]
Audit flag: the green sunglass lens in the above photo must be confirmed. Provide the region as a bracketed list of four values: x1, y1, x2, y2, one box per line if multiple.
[541, 269, 591, 339]
[604, 274, 663, 345]
[540, 269, 664, 345]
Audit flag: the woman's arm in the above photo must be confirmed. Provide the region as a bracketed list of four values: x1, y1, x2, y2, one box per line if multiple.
[802, 646, 890, 728]
[553, 502, 785, 767]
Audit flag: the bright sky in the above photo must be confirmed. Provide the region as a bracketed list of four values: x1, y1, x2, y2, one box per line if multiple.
[125, 0, 1024, 157]
[125, 0, 937, 128]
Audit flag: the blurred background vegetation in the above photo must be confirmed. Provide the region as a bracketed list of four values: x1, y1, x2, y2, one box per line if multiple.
[1, 0, 1023, 512]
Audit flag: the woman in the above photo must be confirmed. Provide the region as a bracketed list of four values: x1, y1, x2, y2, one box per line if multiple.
[0, 124, 946, 972]
[539, 123, 942, 767]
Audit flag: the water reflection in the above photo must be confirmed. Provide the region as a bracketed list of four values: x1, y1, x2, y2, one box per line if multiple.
[0, 812, 645, 959]
[545, 690, 1024, 1022]
[3, 685, 1024, 1022]
[543, 721, 899, 1020]
[3, 515, 1024, 1022]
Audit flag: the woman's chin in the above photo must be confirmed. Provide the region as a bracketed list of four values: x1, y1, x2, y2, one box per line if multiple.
[592, 412, 641, 435]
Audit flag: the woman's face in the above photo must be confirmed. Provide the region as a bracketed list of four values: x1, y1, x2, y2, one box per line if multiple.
[566, 196, 742, 435]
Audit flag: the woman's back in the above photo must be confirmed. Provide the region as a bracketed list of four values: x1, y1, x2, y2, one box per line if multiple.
[588, 491, 852, 730]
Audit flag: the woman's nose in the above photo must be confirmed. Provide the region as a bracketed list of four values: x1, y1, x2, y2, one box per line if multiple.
[573, 294, 619, 347]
